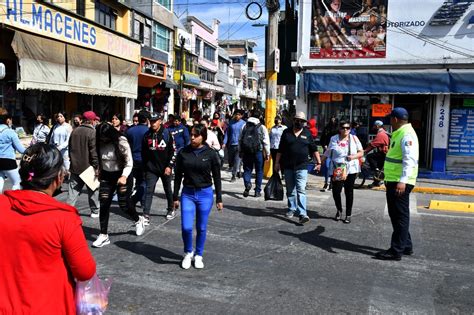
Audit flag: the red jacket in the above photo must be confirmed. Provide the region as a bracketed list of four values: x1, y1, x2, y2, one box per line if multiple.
[365, 128, 390, 153]
[0, 190, 96, 315]
[308, 119, 318, 138]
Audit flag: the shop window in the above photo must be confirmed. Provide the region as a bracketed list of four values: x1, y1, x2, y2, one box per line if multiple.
[447, 96, 474, 171]
[152, 22, 170, 52]
[95, 1, 117, 30]
[203, 43, 216, 62]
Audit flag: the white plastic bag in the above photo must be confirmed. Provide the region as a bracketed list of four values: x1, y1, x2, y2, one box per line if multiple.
[76, 273, 112, 315]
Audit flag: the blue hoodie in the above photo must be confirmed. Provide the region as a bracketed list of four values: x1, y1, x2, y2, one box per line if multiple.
[126, 124, 149, 162]
[168, 124, 190, 151]
[0, 125, 25, 160]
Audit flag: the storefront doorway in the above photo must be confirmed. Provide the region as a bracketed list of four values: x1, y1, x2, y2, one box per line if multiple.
[394, 95, 433, 168]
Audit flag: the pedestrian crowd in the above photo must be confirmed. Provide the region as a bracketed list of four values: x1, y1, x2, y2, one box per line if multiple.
[0, 106, 419, 313]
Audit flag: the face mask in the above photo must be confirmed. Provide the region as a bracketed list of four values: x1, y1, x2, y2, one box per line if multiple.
[73, 121, 80, 127]
[294, 121, 303, 129]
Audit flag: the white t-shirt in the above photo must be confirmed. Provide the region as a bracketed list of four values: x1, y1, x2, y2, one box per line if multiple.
[325, 134, 363, 175]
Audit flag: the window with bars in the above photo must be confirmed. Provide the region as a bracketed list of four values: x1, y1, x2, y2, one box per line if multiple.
[95, 1, 116, 30]
[152, 22, 170, 52]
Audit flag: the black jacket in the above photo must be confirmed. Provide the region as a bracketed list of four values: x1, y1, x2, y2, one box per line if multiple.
[173, 145, 222, 203]
[141, 127, 175, 174]
[278, 127, 318, 170]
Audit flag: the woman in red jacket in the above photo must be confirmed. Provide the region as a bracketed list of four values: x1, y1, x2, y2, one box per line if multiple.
[0, 143, 96, 314]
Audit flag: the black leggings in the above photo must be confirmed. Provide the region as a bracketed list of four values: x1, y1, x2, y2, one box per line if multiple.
[331, 173, 357, 216]
[99, 170, 139, 234]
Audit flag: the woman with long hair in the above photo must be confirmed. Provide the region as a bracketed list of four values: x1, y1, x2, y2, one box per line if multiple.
[110, 113, 128, 134]
[0, 143, 96, 314]
[31, 113, 50, 145]
[174, 124, 223, 269]
[92, 123, 146, 248]
[322, 121, 363, 224]
[0, 108, 25, 192]
[48, 112, 72, 171]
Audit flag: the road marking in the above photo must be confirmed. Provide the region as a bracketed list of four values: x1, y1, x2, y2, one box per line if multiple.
[418, 212, 474, 219]
[428, 200, 474, 213]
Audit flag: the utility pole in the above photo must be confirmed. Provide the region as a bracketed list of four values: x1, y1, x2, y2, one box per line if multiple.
[264, 0, 280, 178]
[179, 36, 185, 116]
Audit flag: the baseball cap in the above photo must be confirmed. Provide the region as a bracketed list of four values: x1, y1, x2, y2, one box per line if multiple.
[149, 112, 162, 121]
[388, 107, 409, 120]
[374, 120, 384, 127]
[82, 111, 97, 121]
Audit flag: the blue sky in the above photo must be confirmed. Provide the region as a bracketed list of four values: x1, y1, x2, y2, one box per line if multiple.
[174, 0, 270, 70]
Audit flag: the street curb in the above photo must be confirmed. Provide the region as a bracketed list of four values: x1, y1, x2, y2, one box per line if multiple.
[372, 186, 474, 196]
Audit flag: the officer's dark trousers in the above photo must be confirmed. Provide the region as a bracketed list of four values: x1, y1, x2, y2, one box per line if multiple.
[385, 181, 414, 255]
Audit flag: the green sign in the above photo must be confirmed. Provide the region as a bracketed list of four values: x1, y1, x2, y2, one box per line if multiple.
[463, 99, 474, 107]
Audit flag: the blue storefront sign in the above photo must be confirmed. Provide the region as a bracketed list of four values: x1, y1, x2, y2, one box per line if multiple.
[448, 108, 474, 156]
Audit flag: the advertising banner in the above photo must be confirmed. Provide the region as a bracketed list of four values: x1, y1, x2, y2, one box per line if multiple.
[304, 0, 474, 65]
[449, 108, 474, 156]
[0, 0, 140, 63]
[310, 0, 388, 59]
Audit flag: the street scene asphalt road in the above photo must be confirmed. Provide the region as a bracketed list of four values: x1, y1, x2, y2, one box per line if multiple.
[51, 171, 474, 314]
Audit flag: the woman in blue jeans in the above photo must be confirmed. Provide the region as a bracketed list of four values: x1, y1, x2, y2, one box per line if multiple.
[173, 124, 223, 269]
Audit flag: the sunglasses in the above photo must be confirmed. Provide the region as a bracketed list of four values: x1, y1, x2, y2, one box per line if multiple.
[340, 126, 351, 130]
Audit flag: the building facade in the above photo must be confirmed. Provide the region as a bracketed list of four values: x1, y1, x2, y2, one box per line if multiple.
[127, 0, 176, 119]
[294, 0, 474, 178]
[0, 0, 140, 130]
[220, 40, 259, 110]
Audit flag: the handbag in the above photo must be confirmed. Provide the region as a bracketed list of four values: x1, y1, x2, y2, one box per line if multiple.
[331, 136, 352, 181]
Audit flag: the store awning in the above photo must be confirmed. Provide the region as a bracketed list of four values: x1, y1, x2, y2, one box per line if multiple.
[11, 30, 138, 98]
[304, 70, 474, 94]
[11, 31, 67, 91]
[182, 73, 201, 87]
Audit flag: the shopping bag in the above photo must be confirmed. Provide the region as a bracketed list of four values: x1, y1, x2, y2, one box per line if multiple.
[264, 173, 284, 201]
[76, 273, 112, 315]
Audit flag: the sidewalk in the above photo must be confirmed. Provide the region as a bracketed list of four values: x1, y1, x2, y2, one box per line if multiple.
[306, 173, 474, 196]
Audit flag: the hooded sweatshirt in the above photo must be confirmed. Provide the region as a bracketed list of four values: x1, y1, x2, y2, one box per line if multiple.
[0, 190, 96, 315]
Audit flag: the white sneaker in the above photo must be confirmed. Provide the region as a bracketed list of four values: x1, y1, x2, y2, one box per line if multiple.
[135, 216, 146, 236]
[194, 255, 204, 269]
[181, 252, 194, 270]
[92, 234, 110, 248]
[166, 210, 176, 220]
[91, 212, 100, 218]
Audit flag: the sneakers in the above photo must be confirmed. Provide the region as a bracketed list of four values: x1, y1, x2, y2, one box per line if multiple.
[181, 252, 194, 269]
[92, 234, 110, 248]
[135, 216, 146, 236]
[143, 215, 150, 226]
[254, 191, 261, 198]
[166, 210, 176, 220]
[194, 255, 204, 269]
[320, 183, 329, 192]
[342, 216, 351, 224]
[299, 215, 310, 224]
[285, 211, 295, 218]
[243, 188, 250, 197]
[91, 212, 100, 218]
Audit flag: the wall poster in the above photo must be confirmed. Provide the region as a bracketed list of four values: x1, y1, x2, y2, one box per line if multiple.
[310, 0, 388, 59]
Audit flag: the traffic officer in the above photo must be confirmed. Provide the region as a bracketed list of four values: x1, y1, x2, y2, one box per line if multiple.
[375, 107, 419, 261]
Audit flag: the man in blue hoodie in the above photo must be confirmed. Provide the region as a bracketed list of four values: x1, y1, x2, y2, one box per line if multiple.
[126, 111, 149, 207]
[167, 114, 190, 153]
[223, 110, 246, 182]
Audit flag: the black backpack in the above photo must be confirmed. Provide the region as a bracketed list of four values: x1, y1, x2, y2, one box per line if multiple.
[240, 122, 262, 154]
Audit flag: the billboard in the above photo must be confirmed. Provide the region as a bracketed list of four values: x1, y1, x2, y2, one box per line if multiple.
[305, 0, 474, 64]
[310, 0, 388, 59]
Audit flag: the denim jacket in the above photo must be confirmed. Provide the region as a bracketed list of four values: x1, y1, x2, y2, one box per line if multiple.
[0, 124, 25, 160]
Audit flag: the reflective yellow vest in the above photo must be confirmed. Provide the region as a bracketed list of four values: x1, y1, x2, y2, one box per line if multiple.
[384, 123, 419, 185]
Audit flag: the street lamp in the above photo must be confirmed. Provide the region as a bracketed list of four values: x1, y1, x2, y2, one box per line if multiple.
[179, 36, 186, 116]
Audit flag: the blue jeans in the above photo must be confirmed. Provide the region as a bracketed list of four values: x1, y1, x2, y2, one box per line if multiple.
[181, 186, 214, 256]
[284, 168, 308, 217]
[321, 158, 331, 185]
[242, 151, 264, 192]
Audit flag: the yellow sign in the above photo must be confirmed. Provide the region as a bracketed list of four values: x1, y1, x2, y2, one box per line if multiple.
[0, 0, 140, 63]
[331, 93, 343, 101]
[372, 104, 392, 117]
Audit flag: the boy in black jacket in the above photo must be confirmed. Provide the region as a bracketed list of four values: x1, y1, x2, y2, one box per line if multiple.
[142, 113, 176, 223]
